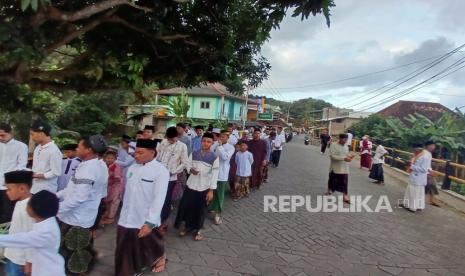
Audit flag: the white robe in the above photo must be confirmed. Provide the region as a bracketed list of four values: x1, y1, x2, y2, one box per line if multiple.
[403, 151, 431, 211]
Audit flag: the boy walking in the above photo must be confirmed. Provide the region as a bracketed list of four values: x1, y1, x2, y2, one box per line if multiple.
[234, 141, 254, 200]
[2, 170, 35, 276]
[0, 190, 65, 276]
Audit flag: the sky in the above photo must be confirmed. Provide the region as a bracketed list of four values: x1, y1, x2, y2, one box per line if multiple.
[254, 0, 465, 112]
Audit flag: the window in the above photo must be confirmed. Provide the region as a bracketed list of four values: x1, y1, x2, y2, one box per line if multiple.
[200, 101, 210, 109]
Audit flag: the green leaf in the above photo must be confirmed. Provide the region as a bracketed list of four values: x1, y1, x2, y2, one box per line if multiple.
[21, 0, 31, 10]
[64, 227, 91, 251]
[67, 249, 93, 274]
[31, 0, 38, 11]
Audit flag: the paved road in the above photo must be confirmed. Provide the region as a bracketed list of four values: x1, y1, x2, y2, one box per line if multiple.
[92, 136, 465, 276]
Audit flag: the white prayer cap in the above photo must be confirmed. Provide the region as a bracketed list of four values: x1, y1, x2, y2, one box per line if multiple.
[128, 141, 136, 154]
[212, 128, 221, 134]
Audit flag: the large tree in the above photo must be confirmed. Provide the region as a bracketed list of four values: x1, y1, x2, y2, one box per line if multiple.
[0, 0, 334, 94]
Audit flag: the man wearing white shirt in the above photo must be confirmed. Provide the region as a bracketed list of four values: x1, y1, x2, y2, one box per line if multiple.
[116, 139, 169, 275]
[156, 127, 189, 233]
[56, 134, 108, 274]
[403, 143, 431, 212]
[271, 126, 286, 167]
[210, 130, 235, 225]
[227, 123, 238, 145]
[0, 123, 28, 223]
[30, 119, 62, 194]
[345, 129, 354, 149]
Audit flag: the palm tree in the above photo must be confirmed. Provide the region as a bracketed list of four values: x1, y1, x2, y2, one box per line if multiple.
[160, 91, 190, 122]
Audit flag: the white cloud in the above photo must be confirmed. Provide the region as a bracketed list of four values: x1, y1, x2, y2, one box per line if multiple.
[256, 0, 465, 111]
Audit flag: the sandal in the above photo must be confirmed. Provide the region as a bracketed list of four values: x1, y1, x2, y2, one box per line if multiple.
[214, 215, 222, 225]
[152, 255, 168, 273]
[178, 227, 190, 237]
[194, 231, 204, 241]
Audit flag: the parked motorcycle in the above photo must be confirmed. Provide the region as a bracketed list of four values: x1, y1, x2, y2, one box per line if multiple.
[304, 135, 309, 145]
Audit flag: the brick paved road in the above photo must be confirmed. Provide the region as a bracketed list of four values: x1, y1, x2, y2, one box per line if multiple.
[92, 136, 465, 276]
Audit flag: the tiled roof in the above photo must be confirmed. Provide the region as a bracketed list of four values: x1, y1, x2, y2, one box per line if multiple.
[154, 83, 245, 101]
[377, 100, 455, 122]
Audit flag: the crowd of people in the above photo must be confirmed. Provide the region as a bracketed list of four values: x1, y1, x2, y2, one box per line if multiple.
[0, 120, 288, 275]
[321, 129, 440, 211]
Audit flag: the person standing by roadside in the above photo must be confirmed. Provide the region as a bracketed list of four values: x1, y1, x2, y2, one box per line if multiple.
[402, 143, 430, 213]
[263, 131, 275, 183]
[369, 142, 388, 184]
[326, 134, 354, 204]
[30, 119, 63, 194]
[359, 135, 373, 170]
[0, 123, 28, 223]
[177, 123, 192, 155]
[210, 130, 235, 225]
[320, 129, 331, 155]
[424, 141, 440, 207]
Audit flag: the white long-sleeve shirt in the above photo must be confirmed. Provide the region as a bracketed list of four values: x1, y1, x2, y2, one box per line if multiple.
[187, 150, 219, 191]
[31, 141, 62, 193]
[409, 150, 432, 186]
[118, 159, 169, 229]
[4, 198, 34, 266]
[156, 140, 189, 181]
[56, 158, 108, 228]
[0, 217, 65, 276]
[214, 143, 235, 181]
[0, 138, 28, 189]
[235, 151, 254, 177]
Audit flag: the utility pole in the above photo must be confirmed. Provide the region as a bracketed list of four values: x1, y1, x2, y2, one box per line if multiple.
[242, 84, 250, 129]
[286, 101, 292, 124]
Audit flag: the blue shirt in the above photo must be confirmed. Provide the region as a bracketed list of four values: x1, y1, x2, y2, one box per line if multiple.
[191, 136, 202, 153]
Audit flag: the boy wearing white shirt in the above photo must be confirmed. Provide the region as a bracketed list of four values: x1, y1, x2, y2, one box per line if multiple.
[0, 190, 65, 276]
[0, 123, 28, 223]
[116, 139, 169, 275]
[30, 119, 62, 193]
[2, 170, 34, 276]
[210, 130, 235, 225]
[234, 141, 254, 200]
[56, 135, 108, 275]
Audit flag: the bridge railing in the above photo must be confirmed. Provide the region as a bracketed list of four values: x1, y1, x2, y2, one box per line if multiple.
[310, 137, 465, 195]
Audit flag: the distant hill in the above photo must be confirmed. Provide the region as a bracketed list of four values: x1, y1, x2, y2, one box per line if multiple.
[256, 95, 333, 121]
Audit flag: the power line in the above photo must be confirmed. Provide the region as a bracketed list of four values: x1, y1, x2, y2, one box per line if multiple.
[255, 52, 456, 91]
[354, 57, 465, 113]
[342, 44, 465, 109]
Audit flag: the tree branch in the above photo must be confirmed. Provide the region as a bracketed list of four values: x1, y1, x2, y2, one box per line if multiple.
[45, 10, 118, 53]
[104, 15, 190, 42]
[31, 0, 153, 27]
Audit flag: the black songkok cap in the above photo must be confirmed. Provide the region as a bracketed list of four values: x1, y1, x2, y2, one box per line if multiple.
[412, 143, 424, 149]
[424, 140, 435, 146]
[30, 119, 52, 135]
[121, 134, 132, 142]
[29, 190, 59, 219]
[202, 132, 214, 140]
[144, 125, 155, 131]
[136, 139, 156, 149]
[89, 134, 108, 153]
[166, 127, 178, 139]
[4, 170, 33, 185]
[339, 133, 348, 139]
[194, 125, 204, 130]
[62, 143, 77, 151]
